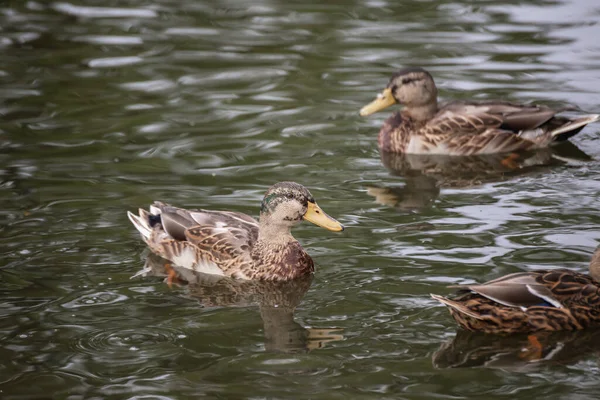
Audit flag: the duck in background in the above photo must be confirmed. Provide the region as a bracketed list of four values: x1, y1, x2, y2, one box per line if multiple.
[360, 67, 599, 155]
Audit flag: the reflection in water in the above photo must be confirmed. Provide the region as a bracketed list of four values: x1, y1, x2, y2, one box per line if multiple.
[433, 328, 600, 370]
[367, 142, 592, 210]
[2, 0, 600, 397]
[137, 255, 343, 353]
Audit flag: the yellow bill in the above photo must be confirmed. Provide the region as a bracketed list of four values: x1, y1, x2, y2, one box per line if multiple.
[359, 87, 397, 116]
[303, 201, 344, 232]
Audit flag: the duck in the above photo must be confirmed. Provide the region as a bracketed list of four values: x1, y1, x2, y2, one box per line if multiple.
[127, 181, 344, 281]
[360, 67, 599, 155]
[431, 247, 600, 334]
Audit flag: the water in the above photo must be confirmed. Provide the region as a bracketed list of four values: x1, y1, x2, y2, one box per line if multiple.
[2, 0, 600, 398]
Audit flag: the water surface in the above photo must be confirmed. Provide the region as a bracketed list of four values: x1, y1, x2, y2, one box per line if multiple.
[2, 0, 600, 398]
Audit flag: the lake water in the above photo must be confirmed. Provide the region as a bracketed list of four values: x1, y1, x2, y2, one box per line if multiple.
[2, 1, 600, 399]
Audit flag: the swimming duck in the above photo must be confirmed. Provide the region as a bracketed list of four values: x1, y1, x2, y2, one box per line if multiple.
[431, 247, 600, 334]
[127, 182, 344, 281]
[360, 67, 599, 155]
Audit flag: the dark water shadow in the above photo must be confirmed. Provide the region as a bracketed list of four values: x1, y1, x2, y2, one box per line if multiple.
[367, 142, 592, 210]
[136, 254, 344, 353]
[433, 328, 600, 370]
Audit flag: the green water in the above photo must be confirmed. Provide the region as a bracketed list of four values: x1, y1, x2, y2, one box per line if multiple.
[2, 0, 600, 398]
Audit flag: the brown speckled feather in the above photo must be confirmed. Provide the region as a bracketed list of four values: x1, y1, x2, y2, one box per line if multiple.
[127, 182, 342, 281]
[363, 68, 599, 155]
[432, 258, 600, 334]
[248, 240, 314, 280]
[130, 202, 313, 281]
[386, 108, 560, 155]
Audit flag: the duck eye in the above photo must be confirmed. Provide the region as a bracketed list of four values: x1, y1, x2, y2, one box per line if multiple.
[286, 193, 294, 199]
[401, 78, 411, 85]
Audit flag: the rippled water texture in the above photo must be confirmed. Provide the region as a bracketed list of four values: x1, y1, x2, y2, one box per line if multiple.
[2, 0, 600, 398]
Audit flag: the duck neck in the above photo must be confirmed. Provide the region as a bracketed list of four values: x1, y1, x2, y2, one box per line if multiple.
[404, 102, 438, 122]
[251, 214, 313, 279]
[257, 214, 295, 245]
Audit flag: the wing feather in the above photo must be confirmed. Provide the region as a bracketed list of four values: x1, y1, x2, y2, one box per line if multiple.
[420, 109, 537, 154]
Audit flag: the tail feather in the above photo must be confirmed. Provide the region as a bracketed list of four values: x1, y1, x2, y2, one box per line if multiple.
[430, 294, 484, 320]
[149, 204, 162, 215]
[138, 208, 151, 222]
[551, 114, 600, 141]
[127, 210, 152, 240]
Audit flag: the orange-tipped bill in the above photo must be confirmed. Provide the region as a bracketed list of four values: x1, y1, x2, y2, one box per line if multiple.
[303, 201, 344, 232]
[359, 87, 397, 116]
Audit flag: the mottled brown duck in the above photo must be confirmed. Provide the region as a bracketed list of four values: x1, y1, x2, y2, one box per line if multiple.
[127, 182, 344, 281]
[431, 248, 600, 334]
[360, 67, 599, 155]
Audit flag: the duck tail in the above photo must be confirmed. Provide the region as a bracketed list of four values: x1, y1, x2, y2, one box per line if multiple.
[551, 114, 600, 142]
[127, 209, 153, 241]
[430, 294, 484, 320]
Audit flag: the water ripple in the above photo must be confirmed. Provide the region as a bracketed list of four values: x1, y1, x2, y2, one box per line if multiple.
[61, 291, 128, 309]
[52, 2, 158, 18]
[74, 327, 184, 360]
[1, 0, 600, 398]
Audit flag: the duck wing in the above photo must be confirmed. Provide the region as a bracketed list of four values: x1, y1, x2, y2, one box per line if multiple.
[421, 109, 535, 154]
[450, 272, 564, 308]
[441, 101, 557, 132]
[450, 270, 600, 309]
[128, 202, 259, 277]
[439, 101, 599, 143]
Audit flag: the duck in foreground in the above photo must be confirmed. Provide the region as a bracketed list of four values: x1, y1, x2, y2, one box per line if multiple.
[360, 67, 599, 155]
[431, 248, 600, 334]
[127, 182, 344, 281]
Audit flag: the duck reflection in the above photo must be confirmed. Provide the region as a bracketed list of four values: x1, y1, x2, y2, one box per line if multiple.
[367, 142, 591, 210]
[135, 254, 343, 353]
[433, 328, 600, 370]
